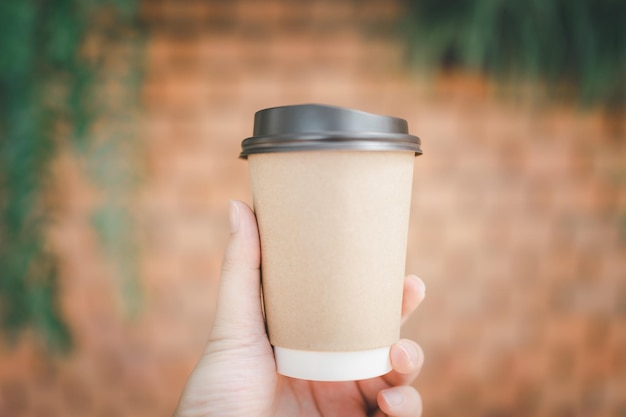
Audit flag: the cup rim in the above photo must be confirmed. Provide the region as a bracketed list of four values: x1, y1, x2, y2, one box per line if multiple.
[240, 104, 422, 159]
[240, 130, 422, 158]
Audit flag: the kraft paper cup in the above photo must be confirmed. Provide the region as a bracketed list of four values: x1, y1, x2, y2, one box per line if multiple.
[241, 104, 422, 381]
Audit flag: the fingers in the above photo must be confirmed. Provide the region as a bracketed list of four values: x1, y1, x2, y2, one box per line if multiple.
[377, 386, 422, 417]
[210, 200, 265, 342]
[383, 339, 424, 387]
[357, 276, 425, 409]
[357, 339, 424, 410]
[401, 275, 425, 325]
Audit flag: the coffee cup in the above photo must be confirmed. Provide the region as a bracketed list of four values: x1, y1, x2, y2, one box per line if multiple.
[240, 104, 421, 381]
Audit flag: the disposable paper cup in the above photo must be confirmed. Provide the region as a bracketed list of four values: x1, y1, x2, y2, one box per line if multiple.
[241, 104, 422, 381]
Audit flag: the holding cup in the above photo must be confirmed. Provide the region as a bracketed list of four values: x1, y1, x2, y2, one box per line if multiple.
[240, 104, 422, 381]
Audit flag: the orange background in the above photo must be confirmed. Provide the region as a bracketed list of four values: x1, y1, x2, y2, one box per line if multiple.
[1, 1, 625, 416]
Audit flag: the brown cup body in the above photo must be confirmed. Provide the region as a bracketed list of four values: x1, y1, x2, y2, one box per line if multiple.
[249, 150, 415, 352]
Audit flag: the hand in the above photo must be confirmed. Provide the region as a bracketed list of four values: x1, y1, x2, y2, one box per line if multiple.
[174, 200, 426, 417]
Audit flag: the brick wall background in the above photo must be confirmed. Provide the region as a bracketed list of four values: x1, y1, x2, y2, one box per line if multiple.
[1, 1, 625, 416]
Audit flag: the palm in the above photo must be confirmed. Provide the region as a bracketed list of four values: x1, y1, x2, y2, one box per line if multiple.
[273, 377, 381, 417]
[180, 339, 405, 417]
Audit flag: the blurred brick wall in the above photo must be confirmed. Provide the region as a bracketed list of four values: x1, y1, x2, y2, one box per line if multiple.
[1, 1, 625, 416]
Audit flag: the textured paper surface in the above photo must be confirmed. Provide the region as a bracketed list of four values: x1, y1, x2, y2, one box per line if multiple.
[249, 151, 415, 352]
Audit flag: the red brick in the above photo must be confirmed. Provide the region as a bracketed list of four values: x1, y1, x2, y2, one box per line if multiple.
[4, 1, 622, 416]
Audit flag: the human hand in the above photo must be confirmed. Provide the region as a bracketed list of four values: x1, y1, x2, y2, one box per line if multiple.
[174, 200, 426, 417]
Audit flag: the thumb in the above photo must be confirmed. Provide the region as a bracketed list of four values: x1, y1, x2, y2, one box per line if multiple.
[210, 200, 265, 342]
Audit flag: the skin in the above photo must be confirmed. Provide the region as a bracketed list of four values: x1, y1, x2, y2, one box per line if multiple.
[174, 200, 426, 417]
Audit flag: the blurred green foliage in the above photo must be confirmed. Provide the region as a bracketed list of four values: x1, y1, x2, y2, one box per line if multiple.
[0, 0, 139, 350]
[402, 0, 626, 107]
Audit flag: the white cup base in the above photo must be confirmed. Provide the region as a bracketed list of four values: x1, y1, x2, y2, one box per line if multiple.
[274, 346, 392, 381]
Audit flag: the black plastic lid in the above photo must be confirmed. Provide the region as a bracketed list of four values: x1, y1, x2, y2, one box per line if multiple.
[240, 104, 422, 158]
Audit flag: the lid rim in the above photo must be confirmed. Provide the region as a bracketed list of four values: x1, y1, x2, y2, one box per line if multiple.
[241, 104, 422, 159]
[240, 132, 422, 158]
[243, 130, 418, 142]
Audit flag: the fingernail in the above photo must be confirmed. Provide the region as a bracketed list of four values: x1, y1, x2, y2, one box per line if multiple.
[382, 389, 405, 407]
[398, 340, 418, 368]
[229, 200, 240, 234]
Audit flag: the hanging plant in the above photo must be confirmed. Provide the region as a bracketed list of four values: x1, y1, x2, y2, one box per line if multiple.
[400, 0, 626, 108]
[0, 0, 141, 350]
